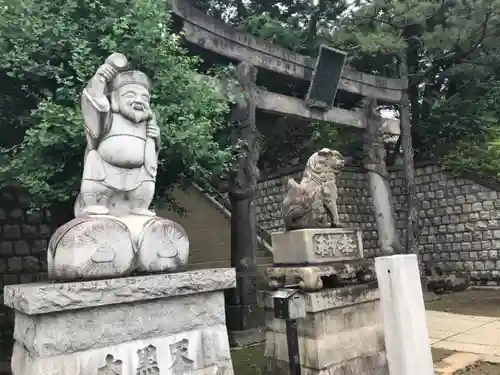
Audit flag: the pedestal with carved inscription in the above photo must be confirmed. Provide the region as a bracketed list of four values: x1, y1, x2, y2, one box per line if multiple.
[3, 269, 236, 375]
[272, 228, 364, 264]
[267, 228, 375, 292]
[260, 284, 389, 375]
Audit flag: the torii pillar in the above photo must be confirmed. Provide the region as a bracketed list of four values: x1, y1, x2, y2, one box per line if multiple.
[225, 62, 264, 346]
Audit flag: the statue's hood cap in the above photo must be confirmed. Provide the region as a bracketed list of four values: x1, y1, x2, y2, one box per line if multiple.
[110, 70, 152, 92]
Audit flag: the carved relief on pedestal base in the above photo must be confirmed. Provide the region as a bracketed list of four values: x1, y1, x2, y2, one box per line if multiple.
[47, 216, 136, 280]
[136, 218, 189, 272]
[48, 215, 190, 280]
[266, 260, 375, 292]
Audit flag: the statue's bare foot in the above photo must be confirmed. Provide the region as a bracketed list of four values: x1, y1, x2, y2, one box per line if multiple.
[131, 208, 156, 217]
[83, 205, 110, 215]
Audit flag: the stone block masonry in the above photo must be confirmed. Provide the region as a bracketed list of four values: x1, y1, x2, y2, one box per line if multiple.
[0, 186, 51, 374]
[255, 163, 500, 286]
[413, 165, 500, 285]
[260, 285, 388, 375]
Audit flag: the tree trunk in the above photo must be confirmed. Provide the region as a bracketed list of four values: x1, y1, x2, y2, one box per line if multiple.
[306, 0, 326, 52]
[399, 50, 423, 273]
[235, 0, 247, 23]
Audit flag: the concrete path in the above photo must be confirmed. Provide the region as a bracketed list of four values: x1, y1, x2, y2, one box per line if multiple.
[434, 352, 482, 375]
[427, 310, 500, 363]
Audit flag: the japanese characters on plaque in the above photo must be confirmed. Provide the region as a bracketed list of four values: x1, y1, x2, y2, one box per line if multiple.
[136, 344, 160, 375]
[313, 233, 358, 258]
[98, 354, 123, 375]
[170, 339, 194, 373]
[98, 339, 194, 375]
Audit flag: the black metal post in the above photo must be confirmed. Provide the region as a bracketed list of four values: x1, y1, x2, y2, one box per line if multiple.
[285, 319, 301, 375]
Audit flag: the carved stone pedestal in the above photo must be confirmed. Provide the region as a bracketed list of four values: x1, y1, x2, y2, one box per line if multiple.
[260, 284, 388, 375]
[272, 228, 364, 265]
[3, 269, 236, 375]
[268, 228, 374, 292]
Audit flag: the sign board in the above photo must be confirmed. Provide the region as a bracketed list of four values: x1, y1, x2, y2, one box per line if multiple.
[305, 45, 347, 110]
[272, 289, 306, 320]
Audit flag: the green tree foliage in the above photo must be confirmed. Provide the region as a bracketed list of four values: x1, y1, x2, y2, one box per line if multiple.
[0, 0, 232, 212]
[196, 0, 346, 30]
[442, 82, 500, 181]
[332, 0, 500, 161]
[240, 0, 349, 54]
[256, 114, 356, 171]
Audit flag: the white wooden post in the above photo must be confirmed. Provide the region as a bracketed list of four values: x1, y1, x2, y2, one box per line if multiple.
[375, 254, 434, 375]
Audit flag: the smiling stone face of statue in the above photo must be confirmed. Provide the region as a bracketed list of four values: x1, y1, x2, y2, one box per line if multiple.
[116, 83, 151, 124]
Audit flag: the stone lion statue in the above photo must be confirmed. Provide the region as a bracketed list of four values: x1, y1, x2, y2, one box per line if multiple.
[282, 148, 345, 230]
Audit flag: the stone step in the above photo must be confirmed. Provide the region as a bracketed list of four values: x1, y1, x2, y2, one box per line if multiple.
[257, 253, 272, 259]
[257, 245, 273, 255]
[257, 257, 273, 266]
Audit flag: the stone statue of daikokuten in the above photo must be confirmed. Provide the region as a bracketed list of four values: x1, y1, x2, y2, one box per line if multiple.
[75, 53, 161, 217]
[47, 53, 190, 281]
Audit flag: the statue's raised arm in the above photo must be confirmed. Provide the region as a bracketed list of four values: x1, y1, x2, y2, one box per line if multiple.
[81, 53, 128, 144]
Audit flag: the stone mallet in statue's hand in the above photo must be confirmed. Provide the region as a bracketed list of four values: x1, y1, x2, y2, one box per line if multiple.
[98, 52, 129, 83]
[86, 53, 129, 113]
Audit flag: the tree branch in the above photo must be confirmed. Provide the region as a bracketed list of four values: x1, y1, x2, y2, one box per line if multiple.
[414, 12, 491, 85]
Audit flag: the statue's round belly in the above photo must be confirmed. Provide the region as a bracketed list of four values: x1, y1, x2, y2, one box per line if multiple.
[98, 136, 145, 168]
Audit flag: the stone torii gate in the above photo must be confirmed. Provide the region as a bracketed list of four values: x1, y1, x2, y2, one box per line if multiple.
[171, 0, 404, 344]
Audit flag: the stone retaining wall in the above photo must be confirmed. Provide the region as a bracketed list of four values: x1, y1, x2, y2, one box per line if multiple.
[0, 186, 51, 373]
[414, 166, 500, 284]
[255, 163, 500, 285]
